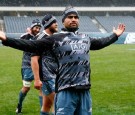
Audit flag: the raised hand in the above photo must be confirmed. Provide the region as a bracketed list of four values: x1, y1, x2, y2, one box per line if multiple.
[26, 27, 32, 34]
[0, 31, 6, 41]
[113, 23, 125, 37]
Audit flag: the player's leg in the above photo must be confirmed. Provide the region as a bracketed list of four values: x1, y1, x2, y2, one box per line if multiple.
[40, 95, 52, 115]
[75, 90, 92, 115]
[16, 68, 34, 114]
[55, 90, 79, 115]
[45, 79, 55, 114]
[40, 79, 55, 115]
[47, 91, 55, 113]
[39, 89, 43, 107]
[16, 84, 31, 113]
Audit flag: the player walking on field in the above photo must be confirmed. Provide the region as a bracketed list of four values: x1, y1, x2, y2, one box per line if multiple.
[31, 14, 58, 115]
[15, 19, 42, 114]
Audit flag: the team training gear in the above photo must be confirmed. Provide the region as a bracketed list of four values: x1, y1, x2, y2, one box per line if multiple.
[3, 30, 118, 93]
[31, 31, 58, 81]
[55, 90, 92, 115]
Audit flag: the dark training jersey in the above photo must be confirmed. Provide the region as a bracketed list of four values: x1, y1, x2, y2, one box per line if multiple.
[20, 33, 36, 68]
[31, 31, 58, 81]
[3, 30, 118, 92]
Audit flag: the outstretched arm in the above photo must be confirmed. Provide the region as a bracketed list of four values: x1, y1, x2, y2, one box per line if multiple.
[90, 23, 125, 50]
[0, 31, 54, 53]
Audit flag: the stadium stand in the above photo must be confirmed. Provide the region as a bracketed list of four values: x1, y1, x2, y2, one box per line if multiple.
[4, 16, 42, 33]
[95, 16, 135, 32]
[4, 16, 100, 33]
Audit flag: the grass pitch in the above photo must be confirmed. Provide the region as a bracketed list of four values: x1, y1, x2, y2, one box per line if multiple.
[0, 45, 135, 115]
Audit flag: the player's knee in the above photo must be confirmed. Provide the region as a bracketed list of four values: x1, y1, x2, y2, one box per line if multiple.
[22, 86, 30, 93]
[23, 80, 32, 87]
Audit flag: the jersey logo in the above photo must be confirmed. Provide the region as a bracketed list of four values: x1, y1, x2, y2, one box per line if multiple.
[71, 43, 87, 51]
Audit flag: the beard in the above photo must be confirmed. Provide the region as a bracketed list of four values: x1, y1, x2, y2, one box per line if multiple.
[50, 28, 58, 33]
[66, 27, 78, 32]
[31, 31, 38, 36]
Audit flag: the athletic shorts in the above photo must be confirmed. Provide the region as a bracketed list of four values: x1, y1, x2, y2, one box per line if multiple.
[55, 89, 92, 115]
[21, 68, 34, 81]
[42, 79, 55, 96]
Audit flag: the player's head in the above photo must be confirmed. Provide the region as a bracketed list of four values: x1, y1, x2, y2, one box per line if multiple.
[30, 19, 41, 35]
[62, 6, 79, 32]
[42, 14, 58, 33]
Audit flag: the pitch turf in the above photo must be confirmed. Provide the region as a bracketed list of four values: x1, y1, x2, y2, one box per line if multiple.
[0, 45, 135, 115]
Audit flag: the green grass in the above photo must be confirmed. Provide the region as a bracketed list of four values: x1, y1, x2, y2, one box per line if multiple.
[0, 47, 40, 115]
[0, 45, 135, 115]
[90, 44, 135, 115]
